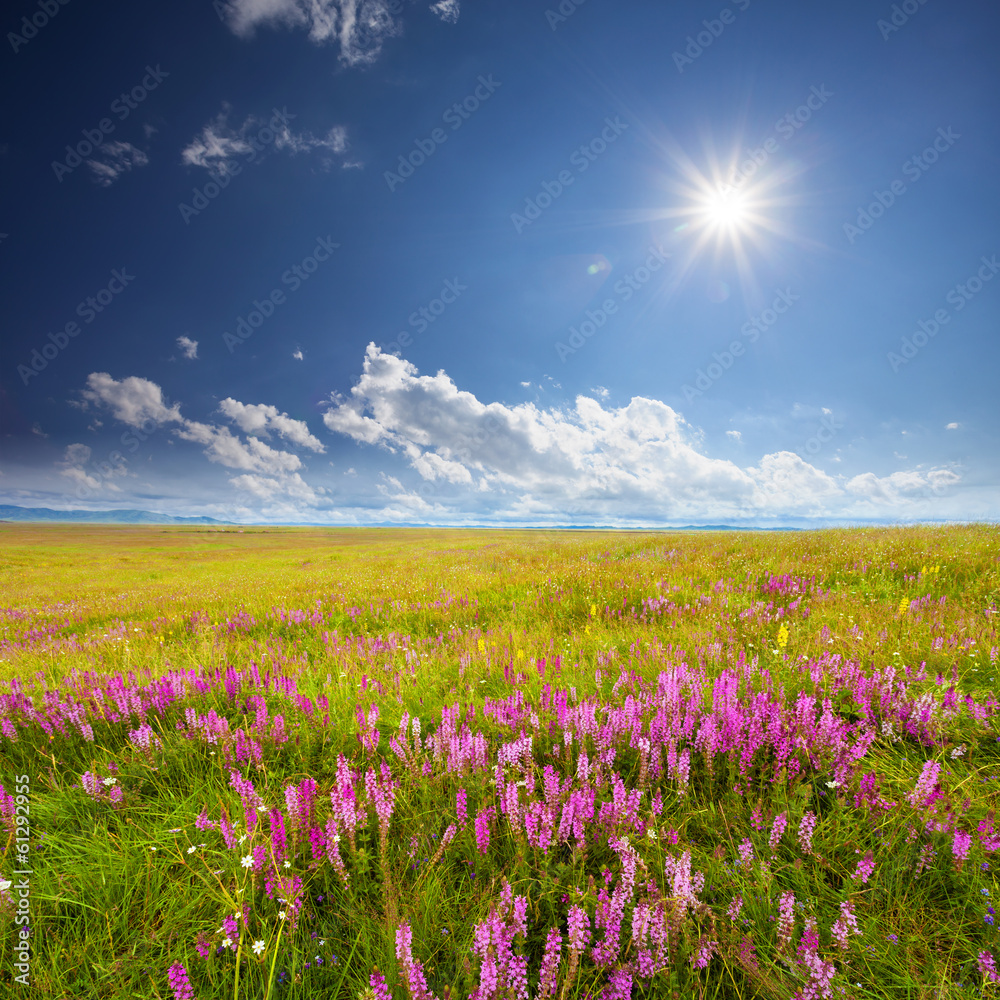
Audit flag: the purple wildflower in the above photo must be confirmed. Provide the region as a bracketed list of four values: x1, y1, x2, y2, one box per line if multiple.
[167, 962, 195, 1000]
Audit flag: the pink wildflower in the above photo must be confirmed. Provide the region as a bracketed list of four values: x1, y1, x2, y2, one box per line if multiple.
[536, 928, 561, 999]
[979, 950, 1000, 983]
[853, 850, 875, 884]
[952, 829, 972, 862]
[371, 969, 393, 1000]
[830, 900, 861, 950]
[777, 891, 796, 952]
[167, 963, 195, 1000]
[769, 811, 787, 853]
[798, 811, 817, 854]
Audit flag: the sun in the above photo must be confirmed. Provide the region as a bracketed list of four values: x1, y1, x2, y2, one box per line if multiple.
[701, 185, 750, 231]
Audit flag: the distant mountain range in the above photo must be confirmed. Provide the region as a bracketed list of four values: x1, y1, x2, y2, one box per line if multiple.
[0, 504, 228, 525]
[0, 505, 803, 530]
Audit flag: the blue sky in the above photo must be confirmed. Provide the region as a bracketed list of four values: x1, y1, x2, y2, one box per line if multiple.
[1, 0, 997, 526]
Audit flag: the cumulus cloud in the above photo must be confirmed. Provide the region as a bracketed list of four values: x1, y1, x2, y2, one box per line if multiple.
[726, 430, 742, 442]
[217, 398, 325, 452]
[181, 103, 348, 176]
[293, 349, 304, 360]
[177, 335, 199, 359]
[87, 141, 149, 186]
[430, 0, 459, 23]
[80, 373, 183, 428]
[321, 345, 962, 522]
[846, 468, 960, 504]
[217, 0, 403, 66]
[76, 373, 325, 504]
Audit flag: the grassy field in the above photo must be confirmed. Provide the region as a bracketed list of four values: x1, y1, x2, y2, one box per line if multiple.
[1, 523, 998, 999]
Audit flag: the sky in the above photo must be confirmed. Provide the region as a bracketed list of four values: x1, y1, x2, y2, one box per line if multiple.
[1, 0, 998, 527]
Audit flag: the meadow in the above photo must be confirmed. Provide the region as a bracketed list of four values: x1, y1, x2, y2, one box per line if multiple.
[0, 523, 998, 1000]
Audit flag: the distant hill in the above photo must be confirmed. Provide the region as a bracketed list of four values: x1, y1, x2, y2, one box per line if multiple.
[0, 504, 228, 525]
[0, 506, 804, 529]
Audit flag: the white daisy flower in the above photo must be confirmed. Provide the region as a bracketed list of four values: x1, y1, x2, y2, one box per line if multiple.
[187, 846, 198, 854]
[241, 855, 254, 868]
[253, 940, 265, 956]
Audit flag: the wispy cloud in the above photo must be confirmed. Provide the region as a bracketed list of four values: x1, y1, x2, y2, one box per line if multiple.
[218, 0, 403, 66]
[430, 1, 460, 24]
[181, 103, 348, 176]
[57, 443, 122, 492]
[87, 141, 149, 187]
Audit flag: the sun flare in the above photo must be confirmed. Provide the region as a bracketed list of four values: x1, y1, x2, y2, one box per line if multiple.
[702, 186, 749, 231]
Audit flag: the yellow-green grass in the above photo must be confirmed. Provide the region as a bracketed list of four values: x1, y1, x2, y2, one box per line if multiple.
[0, 523, 998, 999]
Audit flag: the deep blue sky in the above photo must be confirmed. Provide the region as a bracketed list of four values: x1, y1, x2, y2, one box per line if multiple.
[1, 0, 997, 525]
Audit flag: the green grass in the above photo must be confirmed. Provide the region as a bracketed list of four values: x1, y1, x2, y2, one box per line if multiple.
[0, 523, 998, 999]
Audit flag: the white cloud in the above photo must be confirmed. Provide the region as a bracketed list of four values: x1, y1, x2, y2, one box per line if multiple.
[181, 103, 348, 176]
[293, 349, 304, 360]
[80, 373, 183, 428]
[76, 373, 324, 505]
[321, 345, 964, 523]
[218, 0, 403, 66]
[217, 399, 325, 452]
[591, 386, 610, 399]
[87, 142, 149, 186]
[230, 471, 320, 503]
[726, 430, 742, 442]
[430, 0, 459, 23]
[946, 422, 961, 430]
[174, 421, 303, 475]
[58, 443, 122, 492]
[177, 336, 199, 360]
